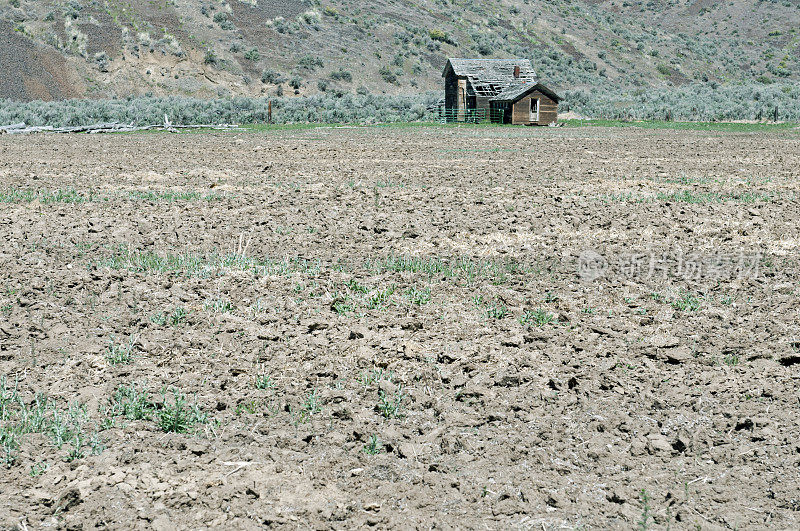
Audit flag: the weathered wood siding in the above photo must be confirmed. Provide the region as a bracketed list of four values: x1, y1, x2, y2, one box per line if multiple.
[537, 92, 558, 125]
[457, 78, 467, 119]
[511, 91, 558, 125]
[476, 96, 490, 118]
[444, 71, 459, 113]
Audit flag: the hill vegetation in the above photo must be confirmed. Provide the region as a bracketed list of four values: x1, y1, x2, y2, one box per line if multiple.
[1, 0, 799, 120]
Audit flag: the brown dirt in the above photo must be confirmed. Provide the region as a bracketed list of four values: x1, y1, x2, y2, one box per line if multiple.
[1, 125, 799, 529]
[0, 20, 84, 102]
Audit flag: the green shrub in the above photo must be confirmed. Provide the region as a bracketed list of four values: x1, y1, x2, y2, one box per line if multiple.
[244, 48, 261, 62]
[298, 55, 323, 71]
[330, 69, 352, 82]
[428, 29, 451, 43]
[261, 69, 282, 84]
[379, 66, 398, 84]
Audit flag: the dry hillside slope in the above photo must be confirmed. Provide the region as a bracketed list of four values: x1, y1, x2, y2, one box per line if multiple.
[1, 0, 798, 102]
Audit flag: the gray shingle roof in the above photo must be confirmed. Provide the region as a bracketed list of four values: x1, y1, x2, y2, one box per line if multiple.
[444, 58, 537, 97]
[491, 83, 534, 102]
[490, 82, 561, 103]
[444, 58, 536, 81]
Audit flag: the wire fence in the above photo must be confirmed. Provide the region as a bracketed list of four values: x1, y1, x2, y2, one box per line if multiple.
[437, 108, 505, 124]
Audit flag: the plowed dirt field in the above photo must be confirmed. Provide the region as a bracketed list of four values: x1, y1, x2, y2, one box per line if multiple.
[1, 124, 800, 529]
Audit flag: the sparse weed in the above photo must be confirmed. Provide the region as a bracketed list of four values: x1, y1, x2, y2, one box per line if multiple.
[602, 191, 775, 204]
[520, 308, 555, 326]
[405, 286, 431, 305]
[359, 368, 393, 388]
[332, 294, 354, 315]
[378, 388, 405, 419]
[485, 303, 508, 319]
[363, 434, 382, 455]
[303, 390, 323, 415]
[169, 307, 188, 325]
[290, 408, 310, 426]
[105, 336, 137, 365]
[0, 429, 19, 467]
[29, 462, 49, 477]
[125, 190, 223, 202]
[368, 286, 396, 310]
[346, 279, 369, 293]
[0, 378, 103, 466]
[88, 431, 105, 455]
[724, 353, 740, 366]
[544, 291, 559, 303]
[66, 433, 86, 462]
[0, 188, 95, 204]
[672, 293, 701, 312]
[254, 373, 273, 390]
[157, 389, 207, 434]
[638, 489, 652, 530]
[204, 297, 236, 314]
[235, 400, 259, 416]
[109, 383, 154, 421]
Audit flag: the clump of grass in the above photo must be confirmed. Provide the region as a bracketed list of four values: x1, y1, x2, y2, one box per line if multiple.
[359, 368, 394, 388]
[290, 390, 323, 425]
[235, 400, 259, 416]
[672, 293, 701, 312]
[473, 295, 509, 319]
[204, 297, 236, 314]
[169, 307, 188, 325]
[485, 303, 509, 319]
[331, 293, 354, 315]
[151, 306, 189, 325]
[405, 286, 431, 305]
[0, 377, 103, 466]
[1, 429, 19, 467]
[363, 434, 382, 455]
[108, 383, 154, 421]
[0, 188, 95, 204]
[345, 279, 369, 293]
[29, 462, 49, 477]
[723, 353, 740, 366]
[520, 308, 555, 326]
[367, 286, 396, 310]
[105, 336, 137, 365]
[303, 390, 322, 415]
[254, 373, 273, 390]
[157, 389, 207, 434]
[378, 388, 405, 419]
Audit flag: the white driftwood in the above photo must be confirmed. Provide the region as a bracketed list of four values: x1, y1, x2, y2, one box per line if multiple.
[0, 120, 243, 135]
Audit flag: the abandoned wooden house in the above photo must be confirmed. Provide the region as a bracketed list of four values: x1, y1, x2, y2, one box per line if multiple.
[442, 58, 560, 125]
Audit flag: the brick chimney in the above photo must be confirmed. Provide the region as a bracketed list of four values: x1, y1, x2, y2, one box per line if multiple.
[513, 65, 520, 79]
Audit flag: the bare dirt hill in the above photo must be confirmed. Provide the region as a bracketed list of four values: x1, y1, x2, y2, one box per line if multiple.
[0, 20, 83, 101]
